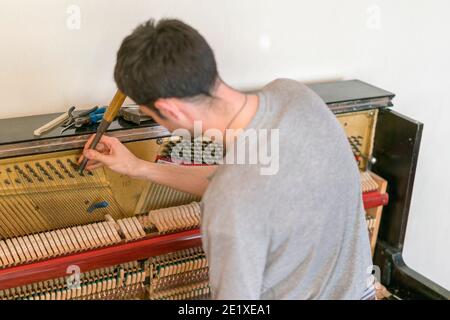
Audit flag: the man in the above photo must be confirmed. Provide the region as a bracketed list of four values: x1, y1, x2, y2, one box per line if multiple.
[82, 19, 374, 299]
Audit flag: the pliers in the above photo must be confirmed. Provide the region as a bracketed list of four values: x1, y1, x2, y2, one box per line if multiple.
[61, 106, 106, 134]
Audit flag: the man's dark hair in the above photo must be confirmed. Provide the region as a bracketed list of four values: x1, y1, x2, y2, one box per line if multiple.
[114, 19, 218, 108]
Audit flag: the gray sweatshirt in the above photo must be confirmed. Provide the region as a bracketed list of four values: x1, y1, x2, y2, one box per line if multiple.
[201, 79, 373, 299]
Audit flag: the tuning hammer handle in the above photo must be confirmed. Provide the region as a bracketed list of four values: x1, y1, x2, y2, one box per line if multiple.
[78, 89, 126, 173]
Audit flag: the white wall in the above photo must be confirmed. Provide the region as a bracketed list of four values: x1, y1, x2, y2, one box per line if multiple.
[0, 0, 449, 289]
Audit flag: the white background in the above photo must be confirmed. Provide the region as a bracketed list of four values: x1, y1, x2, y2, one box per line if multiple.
[0, 0, 449, 290]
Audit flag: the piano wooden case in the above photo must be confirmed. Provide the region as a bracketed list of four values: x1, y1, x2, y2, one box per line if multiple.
[0, 80, 447, 300]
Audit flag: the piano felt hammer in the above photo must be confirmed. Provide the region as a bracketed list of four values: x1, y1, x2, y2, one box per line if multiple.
[78, 89, 126, 173]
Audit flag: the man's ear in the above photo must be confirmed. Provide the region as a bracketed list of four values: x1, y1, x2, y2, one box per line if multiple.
[154, 98, 182, 120]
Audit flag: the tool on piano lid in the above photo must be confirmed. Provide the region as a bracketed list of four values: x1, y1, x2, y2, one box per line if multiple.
[119, 105, 152, 125]
[33, 106, 76, 136]
[60, 106, 107, 134]
[75, 107, 106, 127]
[78, 90, 127, 174]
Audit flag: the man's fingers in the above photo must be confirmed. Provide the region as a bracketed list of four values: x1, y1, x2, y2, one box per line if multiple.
[83, 134, 117, 151]
[86, 162, 105, 171]
[80, 134, 113, 164]
[83, 134, 96, 152]
[85, 159, 101, 167]
[83, 149, 112, 166]
[99, 135, 119, 144]
[84, 138, 109, 152]
[95, 142, 108, 153]
[79, 134, 97, 164]
[94, 135, 119, 148]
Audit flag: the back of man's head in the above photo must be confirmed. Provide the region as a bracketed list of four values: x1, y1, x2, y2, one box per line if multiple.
[114, 19, 218, 107]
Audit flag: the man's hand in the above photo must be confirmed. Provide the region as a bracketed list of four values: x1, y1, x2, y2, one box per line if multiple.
[79, 135, 143, 178]
[79, 134, 217, 196]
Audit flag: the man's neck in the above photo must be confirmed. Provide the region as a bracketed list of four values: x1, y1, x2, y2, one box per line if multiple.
[212, 82, 259, 132]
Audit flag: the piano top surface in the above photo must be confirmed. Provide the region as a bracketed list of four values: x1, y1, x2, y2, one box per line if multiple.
[0, 112, 160, 146]
[308, 79, 394, 105]
[0, 79, 394, 147]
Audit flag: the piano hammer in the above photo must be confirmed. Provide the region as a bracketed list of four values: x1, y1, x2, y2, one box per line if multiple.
[78, 89, 126, 173]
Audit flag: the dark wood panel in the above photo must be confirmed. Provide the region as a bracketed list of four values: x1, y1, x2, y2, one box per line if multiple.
[372, 109, 423, 249]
